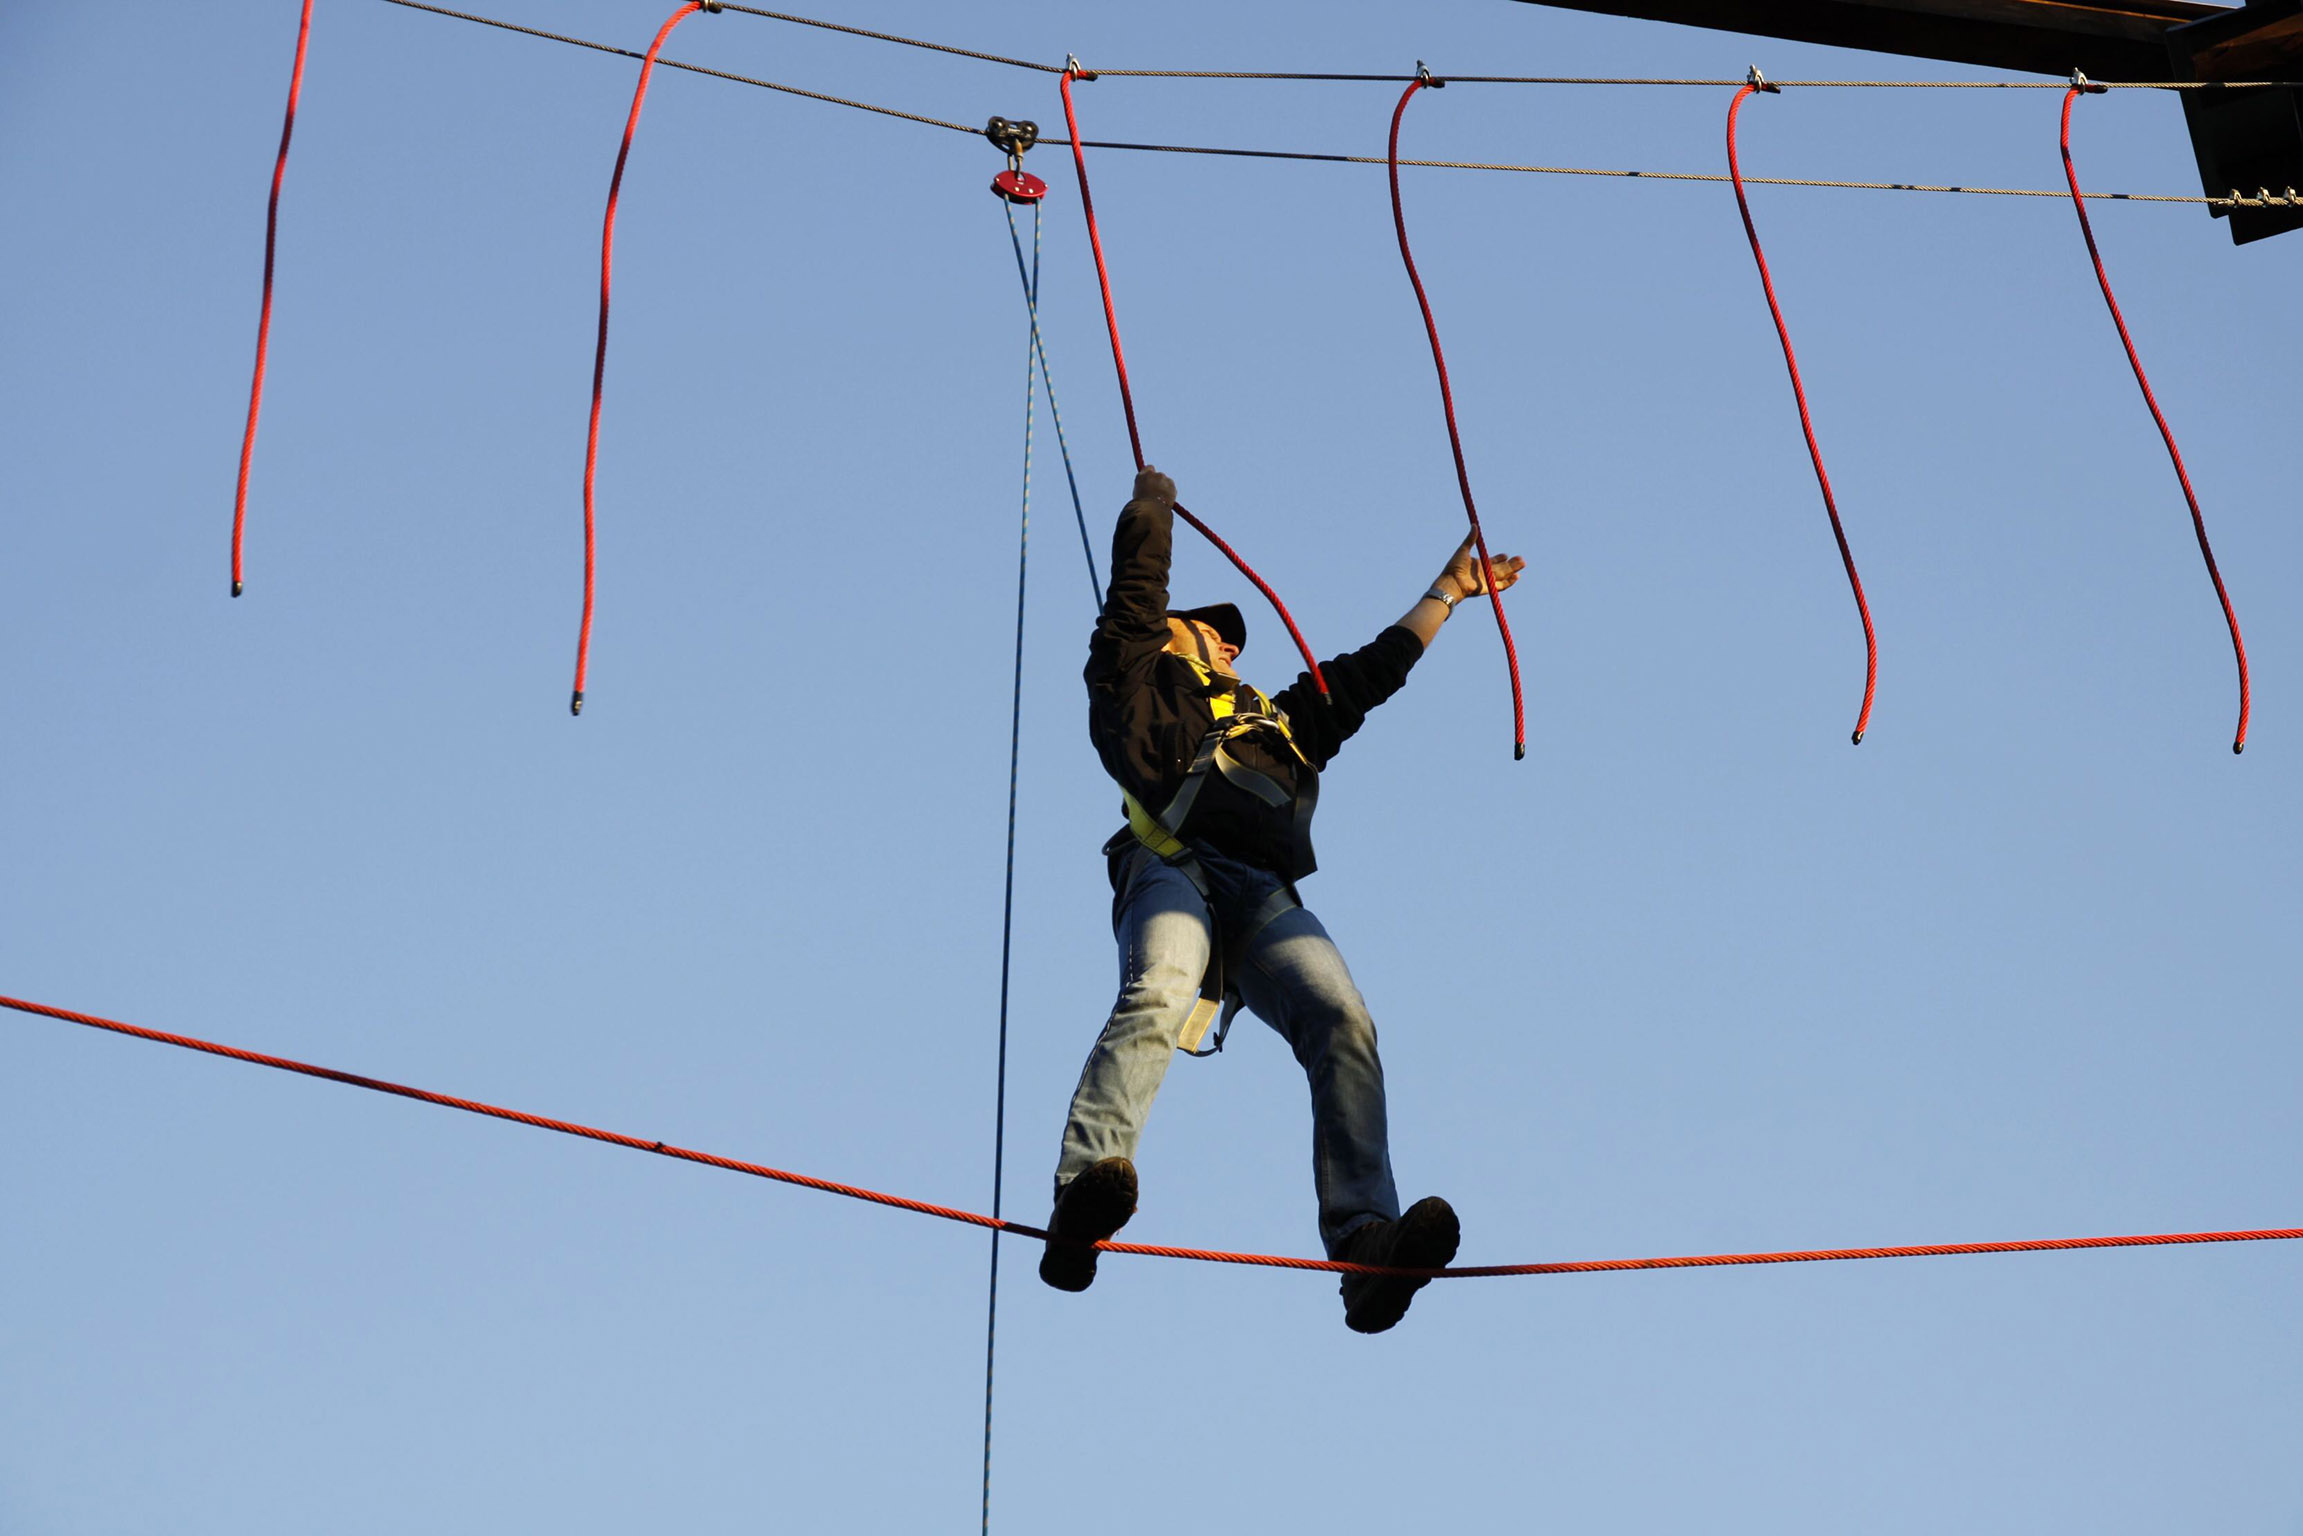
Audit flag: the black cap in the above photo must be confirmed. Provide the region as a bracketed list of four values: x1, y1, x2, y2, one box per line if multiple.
[1168, 602, 1247, 655]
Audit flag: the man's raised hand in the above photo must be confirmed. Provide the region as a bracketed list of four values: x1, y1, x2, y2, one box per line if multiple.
[1438, 532, 1526, 600]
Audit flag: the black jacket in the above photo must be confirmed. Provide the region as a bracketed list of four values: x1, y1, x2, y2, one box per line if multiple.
[1085, 492, 1423, 877]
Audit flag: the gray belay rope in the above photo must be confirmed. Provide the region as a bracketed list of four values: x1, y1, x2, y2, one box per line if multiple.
[978, 188, 1035, 1536]
[981, 123, 1104, 1533]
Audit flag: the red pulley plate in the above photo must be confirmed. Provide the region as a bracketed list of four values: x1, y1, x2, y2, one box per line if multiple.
[991, 168, 1047, 204]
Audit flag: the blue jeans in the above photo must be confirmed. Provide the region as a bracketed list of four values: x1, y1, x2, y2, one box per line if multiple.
[1055, 851, 1402, 1256]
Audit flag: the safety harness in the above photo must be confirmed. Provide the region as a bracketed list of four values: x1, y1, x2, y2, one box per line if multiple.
[1104, 652, 1320, 1057]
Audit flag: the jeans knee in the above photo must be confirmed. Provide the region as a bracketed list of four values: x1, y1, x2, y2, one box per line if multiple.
[1312, 993, 1380, 1063]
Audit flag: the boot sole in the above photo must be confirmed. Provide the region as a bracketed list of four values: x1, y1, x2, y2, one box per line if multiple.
[1343, 1196, 1461, 1334]
[1037, 1161, 1138, 1293]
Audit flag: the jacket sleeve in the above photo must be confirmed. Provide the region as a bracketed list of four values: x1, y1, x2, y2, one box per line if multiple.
[1084, 496, 1185, 796]
[1091, 495, 1175, 675]
[1102, 497, 1173, 643]
[1270, 624, 1424, 769]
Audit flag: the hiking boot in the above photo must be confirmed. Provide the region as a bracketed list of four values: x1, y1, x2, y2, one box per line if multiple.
[1037, 1157, 1139, 1293]
[1335, 1195, 1460, 1334]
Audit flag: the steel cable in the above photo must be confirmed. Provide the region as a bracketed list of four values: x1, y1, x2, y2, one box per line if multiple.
[1728, 80, 1880, 746]
[374, 3, 2268, 206]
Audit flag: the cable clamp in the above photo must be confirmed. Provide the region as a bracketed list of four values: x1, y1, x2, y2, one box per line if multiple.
[1064, 53, 1098, 82]
[696, 0, 722, 12]
[2071, 68, 2108, 94]
[1747, 64, 1779, 94]
[1417, 60, 1444, 88]
[985, 115, 1040, 160]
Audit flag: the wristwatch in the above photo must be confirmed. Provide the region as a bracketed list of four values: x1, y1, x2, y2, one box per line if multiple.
[1423, 585, 1461, 613]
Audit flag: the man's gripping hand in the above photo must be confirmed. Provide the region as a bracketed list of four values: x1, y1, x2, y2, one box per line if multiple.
[1436, 532, 1526, 600]
[1132, 465, 1177, 507]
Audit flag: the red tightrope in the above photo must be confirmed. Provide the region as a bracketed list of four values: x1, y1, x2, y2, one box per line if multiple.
[1056, 68, 1328, 698]
[1727, 83, 1879, 747]
[2060, 86, 2250, 755]
[229, 0, 317, 600]
[1388, 76, 1528, 761]
[9, 990, 2299, 1281]
[573, 0, 708, 717]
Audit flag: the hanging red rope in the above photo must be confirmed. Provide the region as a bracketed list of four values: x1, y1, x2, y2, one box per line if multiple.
[2060, 82, 2250, 755]
[1726, 78, 1879, 746]
[1387, 73, 1528, 760]
[229, 0, 318, 600]
[1056, 66, 1328, 698]
[572, 0, 715, 717]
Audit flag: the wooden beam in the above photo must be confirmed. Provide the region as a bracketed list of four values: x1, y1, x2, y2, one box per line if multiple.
[1508, 0, 2228, 79]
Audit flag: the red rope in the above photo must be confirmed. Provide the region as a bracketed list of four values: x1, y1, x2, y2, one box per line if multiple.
[1387, 77, 1528, 761]
[9, 990, 2298, 1281]
[229, 0, 317, 600]
[1056, 68, 1329, 698]
[2059, 86, 2251, 755]
[1726, 83, 1880, 747]
[573, 1, 708, 717]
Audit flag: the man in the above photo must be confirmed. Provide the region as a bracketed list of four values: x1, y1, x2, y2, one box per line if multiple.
[1041, 464, 1526, 1334]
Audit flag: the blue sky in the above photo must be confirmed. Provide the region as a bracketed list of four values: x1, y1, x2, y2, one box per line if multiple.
[3, 2, 2297, 1531]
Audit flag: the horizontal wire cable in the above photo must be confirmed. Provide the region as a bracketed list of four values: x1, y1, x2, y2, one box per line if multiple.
[1099, 70, 2302, 87]
[379, 0, 983, 133]
[415, 0, 2301, 89]
[9, 991, 2300, 1281]
[717, 2, 1061, 73]
[376, 1, 2269, 207]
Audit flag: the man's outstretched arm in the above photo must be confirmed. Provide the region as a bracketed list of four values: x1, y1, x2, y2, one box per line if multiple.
[1269, 534, 1528, 762]
[1395, 533, 1527, 650]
